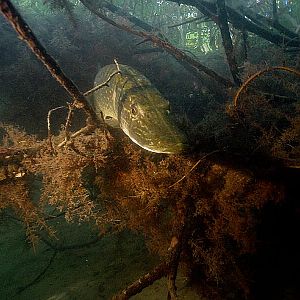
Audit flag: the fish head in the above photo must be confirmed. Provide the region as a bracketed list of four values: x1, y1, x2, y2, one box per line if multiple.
[119, 87, 189, 154]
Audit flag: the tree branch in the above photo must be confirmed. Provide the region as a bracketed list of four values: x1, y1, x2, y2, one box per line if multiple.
[112, 194, 193, 299]
[167, 0, 300, 48]
[79, 0, 234, 88]
[216, 0, 241, 85]
[272, 0, 278, 22]
[16, 250, 57, 295]
[168, 16, 210, 28]
[101, 1, 157, 33]
[242, 8, 299, 41]
[0, 0, 101, 126]
[114, 263, 167, 299]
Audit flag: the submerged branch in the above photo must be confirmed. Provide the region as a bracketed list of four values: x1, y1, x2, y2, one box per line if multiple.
[84, 59, 121, 96]
[167, 0, 300, 48]
[40, 235, 101, 251]
[16, 250, 57, 295]
[112, 234, 184, 299]
[0, 0, 100, 126]
[216, 0, 241, 86]
[113, 193, 193, 299]
[168, 16, 210, 28]
[79, 0, 234, 88]
[169, 150, 220, 188]
[112, 262, 167, 300]
[57, 124, 96, 148]
[243, 8, 299, 41]
[47, 106, 67, 151]
[101, 1, 157, 33]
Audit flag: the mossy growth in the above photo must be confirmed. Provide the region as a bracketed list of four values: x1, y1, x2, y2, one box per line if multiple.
[0, 121, 285, 298]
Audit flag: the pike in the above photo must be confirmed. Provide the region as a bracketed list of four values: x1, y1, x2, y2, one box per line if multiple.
[89, 64, 188, 154]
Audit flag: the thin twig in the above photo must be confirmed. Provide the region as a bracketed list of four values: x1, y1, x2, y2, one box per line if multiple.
[168, 150, 220, 188]
[233, 66, 300, 107]
[168, 16, 210, 28]
[16, 250, 57, 295]
[47, 106, 67, 151]
[84, 59, 121, 96]
[57, 59, 120, 148]
[40, 235, 101, 251]
[57, 124, 96, 148]
[63, 102, 75, 144]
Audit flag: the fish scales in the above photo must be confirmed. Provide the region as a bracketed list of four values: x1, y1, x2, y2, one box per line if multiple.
[89, 64, 188, 154]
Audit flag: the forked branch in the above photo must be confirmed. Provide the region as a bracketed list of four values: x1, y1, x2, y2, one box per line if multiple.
[79, 0, 234, 88]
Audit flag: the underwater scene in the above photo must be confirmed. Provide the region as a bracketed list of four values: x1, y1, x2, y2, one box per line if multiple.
[0, 0, 299, 299]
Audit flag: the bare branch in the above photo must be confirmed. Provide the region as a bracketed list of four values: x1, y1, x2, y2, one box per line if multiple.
[79, 0, 234, 88]
[112, 262, 167, 300]
[0, 0, 100, 125]
[84, 59, 121, 96]
[57, 124, 96, 148]
[216, 0, 241, 86]
[168, 16, 210, 28]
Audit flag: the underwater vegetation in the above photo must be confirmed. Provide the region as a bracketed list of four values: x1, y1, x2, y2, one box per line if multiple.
[0, 122, 286, 299]
[0, 0, 300, 299]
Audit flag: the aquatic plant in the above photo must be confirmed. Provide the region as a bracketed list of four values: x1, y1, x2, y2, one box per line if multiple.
[0, 121, 285, 298]
[0, 1, 299, 299]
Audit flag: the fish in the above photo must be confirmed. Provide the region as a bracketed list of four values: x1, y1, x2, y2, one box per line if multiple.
[89, 64, 188, 154]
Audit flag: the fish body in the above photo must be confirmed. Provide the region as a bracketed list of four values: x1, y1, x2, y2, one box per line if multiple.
[89, 64, 188, 154]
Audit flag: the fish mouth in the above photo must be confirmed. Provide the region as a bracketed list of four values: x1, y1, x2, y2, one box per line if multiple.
[148, 141, 189, 154]
[128, 131, 190, 154]
[121, 112, 190, 154]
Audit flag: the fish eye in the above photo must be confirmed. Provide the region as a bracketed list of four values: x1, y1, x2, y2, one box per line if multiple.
[130, 103, 138, 116]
